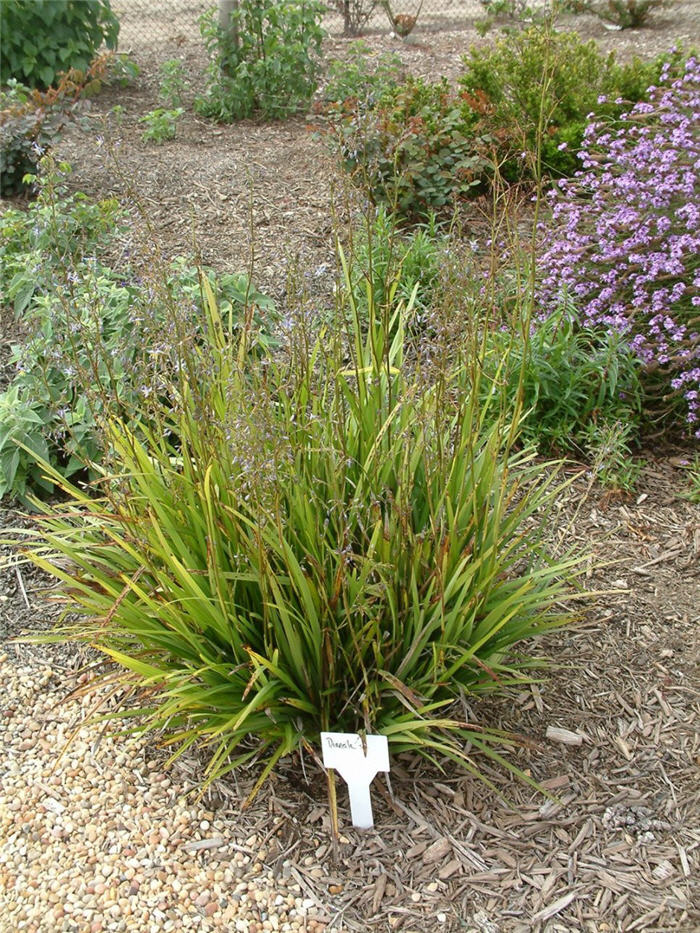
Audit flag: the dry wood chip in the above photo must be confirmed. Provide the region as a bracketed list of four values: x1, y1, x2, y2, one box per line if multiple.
[182, 836, 226, 853]
[531, 890, 577, 922]
[651, 859, 675, 881]
[540, 774, 571, 791]
[569, 819, 592, 853]
[546, 726, 584, 746]
[405, 841, 427, 859]
[372, 873, 388, 914]
[676, 844, 691, 877]
[438, 859, 461, 881]
[627, 904, 668, 931]
[652, 687, 674, 718]
[615, 736, 634, 760]
[492, 848, 518, 869]
[422, 838, 452, 865]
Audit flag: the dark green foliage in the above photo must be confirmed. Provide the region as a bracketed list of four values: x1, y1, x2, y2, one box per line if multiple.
[0, 80, 67, 196]
[460, 28, 693, 180]
[139, 108, 184, 144]
[460, 28, 617, 179]
[194, 1, 325, 122]
[349, 205, 446, 325]
[328, 75, 490, 221]
[0, 53, 135, 197]
[484, 304, 644, 484]
[158, 59, 187, 108]
[322, 40, 404, 110]
[0, 0, 119, 89]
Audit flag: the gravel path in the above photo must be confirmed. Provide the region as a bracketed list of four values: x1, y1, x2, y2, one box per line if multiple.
[0, 651, 327, 933]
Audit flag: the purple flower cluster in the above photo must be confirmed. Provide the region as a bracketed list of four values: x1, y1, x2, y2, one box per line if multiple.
[538, 56, 700, 435]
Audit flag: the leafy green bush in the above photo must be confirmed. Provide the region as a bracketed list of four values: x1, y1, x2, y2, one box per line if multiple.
[158, 59, 187, 108]
[459, 28, 691, 180]
[1, 80, 64, 196]
[19, 246, 583, 824]
[195, 1, 325, 122]
[0, 387, 53, 498]
[0, 66, 98, 196]
[139, 107, 184, 144]
[348, 205, 446, 326]
[0, 0, 119, 89]
[328, 75, 490, 221]
[0, 162, 123, 307]
[485, 304, 643, 468]
[322, 40, 404, 110]
[460, 28, 618, 179]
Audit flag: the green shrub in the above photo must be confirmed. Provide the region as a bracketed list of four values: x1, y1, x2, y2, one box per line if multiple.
[0, 68, 95, 196]
[348, 205, 446, 326]
[322, 40, 404, 110]
[139, 107, 184, 144]
[0, 80, 65, 196]
[103, 51, 140, 88]
[484, 304, 643, 469]
[195, 1, 325, 122]
[0, 161, 123, 308]
[0, 387, 53, 499]
[328, 75, 490, 221]
[460, 27, 617, 179]
[158, 59, 187, 108]
[460, 29, 692, 181]
[0, 0, 119, 89]
[18, 246, 584, 825]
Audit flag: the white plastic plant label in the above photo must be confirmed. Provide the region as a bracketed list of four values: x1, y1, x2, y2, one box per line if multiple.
[321, 732, 390, 829]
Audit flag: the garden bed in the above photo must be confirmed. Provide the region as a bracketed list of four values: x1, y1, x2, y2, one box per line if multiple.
[1, 464, 698, 932]
[1, 5, 699, 932]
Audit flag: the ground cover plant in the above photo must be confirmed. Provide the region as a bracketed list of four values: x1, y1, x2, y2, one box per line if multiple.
[346, 204, 447, 325]
[485, 301, 644, 469]
[0, 159, 277, 501]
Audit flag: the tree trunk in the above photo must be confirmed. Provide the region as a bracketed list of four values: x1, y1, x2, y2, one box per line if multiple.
[218, 0, 240, 49]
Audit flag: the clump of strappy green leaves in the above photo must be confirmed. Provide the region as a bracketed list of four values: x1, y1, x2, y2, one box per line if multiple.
[20, 244, 583, 824]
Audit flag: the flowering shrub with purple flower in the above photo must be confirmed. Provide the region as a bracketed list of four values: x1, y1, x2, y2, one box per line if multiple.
[538, 56, 700, 436]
